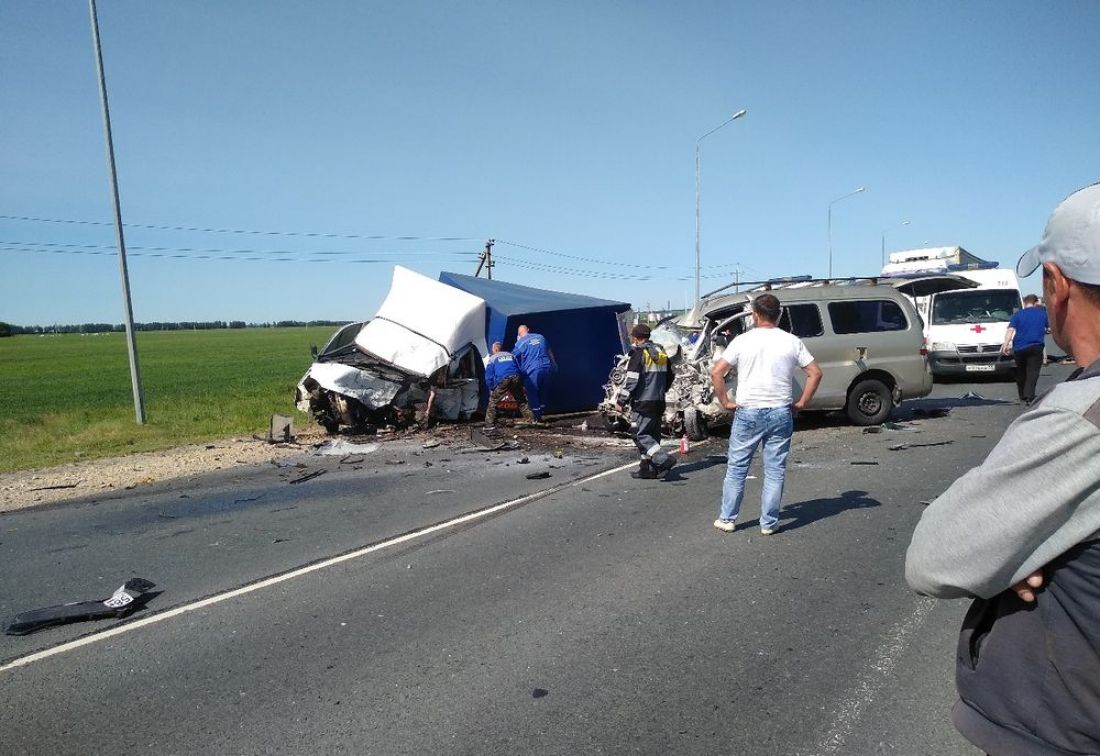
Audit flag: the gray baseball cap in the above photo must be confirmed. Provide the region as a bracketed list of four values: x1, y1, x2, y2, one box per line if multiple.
[1016, 182, 1100, 284]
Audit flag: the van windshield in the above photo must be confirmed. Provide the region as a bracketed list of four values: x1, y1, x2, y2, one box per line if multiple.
[931, 289, 1021, 325]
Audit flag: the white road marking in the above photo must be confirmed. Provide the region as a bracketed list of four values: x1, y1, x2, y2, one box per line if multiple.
[1, 459, 639, 674]
[804, 597, 938, 756]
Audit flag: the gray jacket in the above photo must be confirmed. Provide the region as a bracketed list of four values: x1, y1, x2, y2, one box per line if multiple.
[906, 363, 1100, 755]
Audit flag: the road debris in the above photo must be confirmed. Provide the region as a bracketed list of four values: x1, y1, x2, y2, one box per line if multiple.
[425, 489, 456, 495]
[422, 439, 441, 449]
[4, 578, 157, 636]
[888, 440, 955, 451]
[525, 471, 551, 480]
[960, 391, 986, 400]
[315, 439, 379, 456]
[28, 481, 81, 491]
[289, 469, 327, 485]
[850, 461, 879, 465]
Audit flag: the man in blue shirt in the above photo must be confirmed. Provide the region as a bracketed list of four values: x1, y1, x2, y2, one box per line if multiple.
[512, 324, 556, 422]
[1002, 294, 1050, 405]
[484, 342, 535, 429]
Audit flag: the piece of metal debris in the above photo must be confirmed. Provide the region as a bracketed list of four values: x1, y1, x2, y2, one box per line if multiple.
[517, 456, 530, 464]
[525, 471, 552, 479]
[888, 440, 955, 451]
[3, 578, 157, 636]
[422, 439, 441, 449]
[29, 481, 82, 491]
[384, 459, 406, 465]
[289, 469, 327, 484]
[850, 461, 879, 465]
[960, 391, 986, 401]
[425, 489, 456, 495]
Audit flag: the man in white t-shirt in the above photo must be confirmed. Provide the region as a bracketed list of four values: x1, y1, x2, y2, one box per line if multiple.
[709, 293, 822, 534]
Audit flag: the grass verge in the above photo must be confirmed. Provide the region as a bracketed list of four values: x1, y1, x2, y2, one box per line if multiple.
[0, 327, 336, 473]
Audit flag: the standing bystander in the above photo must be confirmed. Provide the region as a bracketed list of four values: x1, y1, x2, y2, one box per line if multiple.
[710, 293, 822, 534]
[906, 183, 1100, 755]
[1002, 293, 1049, 404]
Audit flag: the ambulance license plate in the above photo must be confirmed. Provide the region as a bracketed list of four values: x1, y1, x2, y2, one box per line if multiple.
[965, 364, 996, 372]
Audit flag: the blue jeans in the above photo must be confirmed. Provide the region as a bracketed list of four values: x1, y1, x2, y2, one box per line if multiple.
[719, 406, 793, 529]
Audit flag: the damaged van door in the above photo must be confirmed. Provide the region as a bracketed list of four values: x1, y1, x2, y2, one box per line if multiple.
[296, 266, 488, 433]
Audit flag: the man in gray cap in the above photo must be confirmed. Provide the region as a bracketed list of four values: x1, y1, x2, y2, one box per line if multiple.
[906, 183, 1100, 754]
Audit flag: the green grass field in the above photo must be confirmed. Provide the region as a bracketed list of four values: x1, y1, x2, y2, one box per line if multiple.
[0, 327, 336, 473]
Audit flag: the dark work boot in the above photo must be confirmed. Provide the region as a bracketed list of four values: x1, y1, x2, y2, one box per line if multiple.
[631, 459, 658, 479]
[651, 450, 677, 477]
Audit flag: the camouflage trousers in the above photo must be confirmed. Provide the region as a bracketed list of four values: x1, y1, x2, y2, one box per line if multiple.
[485, 374, 535, 426]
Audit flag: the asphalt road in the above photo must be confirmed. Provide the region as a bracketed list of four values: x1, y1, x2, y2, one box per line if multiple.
[0, 365, 1072, 755]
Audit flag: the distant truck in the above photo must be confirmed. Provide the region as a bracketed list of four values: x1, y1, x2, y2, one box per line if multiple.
[882, 247, 1022, 378]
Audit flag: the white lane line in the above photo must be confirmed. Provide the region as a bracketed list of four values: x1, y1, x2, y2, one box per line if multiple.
[1, 459, 639, 674]
[804, 597, 937, 756]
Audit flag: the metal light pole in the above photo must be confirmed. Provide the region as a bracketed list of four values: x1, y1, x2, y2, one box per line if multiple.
[695, 108, 747, 304]
[89, 0, 146, 423]
[880, 219, 911, 268]
[827, 186, 866, 279]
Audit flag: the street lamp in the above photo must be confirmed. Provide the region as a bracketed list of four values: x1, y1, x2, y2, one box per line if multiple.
[695, 108, 747, 304]
[880, 220, 911, 268]
[827, 186, 866, 279]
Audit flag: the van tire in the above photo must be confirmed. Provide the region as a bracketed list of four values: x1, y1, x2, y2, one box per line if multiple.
[846, 379, 893, 425]
[684, 407, 709, 441]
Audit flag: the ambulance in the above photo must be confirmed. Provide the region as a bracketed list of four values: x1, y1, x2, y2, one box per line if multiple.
[881, 247, 1023, 378]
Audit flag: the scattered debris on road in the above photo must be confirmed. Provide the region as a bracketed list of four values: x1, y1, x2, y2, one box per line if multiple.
[4, 578, 157, 636]
[288, 469, 327, 485]
[888, 440, 955, 451]
[28, 481, 81, 491]
[526, 471, 551, 479]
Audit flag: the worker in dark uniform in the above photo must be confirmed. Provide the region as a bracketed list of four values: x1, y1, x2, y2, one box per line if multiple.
[620, 323, 676, 479]
[484, 341, 535, 429]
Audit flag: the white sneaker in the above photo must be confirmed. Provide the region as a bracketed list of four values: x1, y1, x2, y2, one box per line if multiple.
[760, 527, 779, 535]
[713, 519, 736, 532]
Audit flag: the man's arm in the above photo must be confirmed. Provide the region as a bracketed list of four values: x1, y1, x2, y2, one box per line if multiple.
[793, 361, 822, 412]
[1001, 326, 1016, 355]
[620, 348, 643, 402]
[710, 358, 736, 411]
[905, 404, 1100, 599]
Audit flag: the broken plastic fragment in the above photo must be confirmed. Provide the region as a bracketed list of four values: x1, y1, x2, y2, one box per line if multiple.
[4, 578, 157, 636]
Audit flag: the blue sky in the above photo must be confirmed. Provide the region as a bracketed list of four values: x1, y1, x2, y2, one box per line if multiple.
[2, 1, 1097, 324]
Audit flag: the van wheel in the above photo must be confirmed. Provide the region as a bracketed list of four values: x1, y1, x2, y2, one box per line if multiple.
[846, 379, 893, 425]
[684, 407, 709, 441]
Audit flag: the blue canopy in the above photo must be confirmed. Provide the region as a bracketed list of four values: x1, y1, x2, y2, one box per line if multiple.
[439, 272, 632, 413]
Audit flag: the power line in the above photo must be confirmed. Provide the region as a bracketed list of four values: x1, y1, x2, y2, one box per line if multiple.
[0, 244, 479, 264]
[0, 214, 480, 243]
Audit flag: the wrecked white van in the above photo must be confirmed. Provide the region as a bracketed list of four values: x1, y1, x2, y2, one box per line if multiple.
[295, 266, 487, 432]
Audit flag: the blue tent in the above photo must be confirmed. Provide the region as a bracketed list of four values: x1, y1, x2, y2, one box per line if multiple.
[438, 272, 632, 413]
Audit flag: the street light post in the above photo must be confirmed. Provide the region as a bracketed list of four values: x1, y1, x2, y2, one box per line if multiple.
[827, 186, 867, 279]
[880, 219, 911, 268]
[695, 109, 747, 304]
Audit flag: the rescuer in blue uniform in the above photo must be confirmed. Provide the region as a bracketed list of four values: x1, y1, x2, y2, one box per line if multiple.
[512, 324, 556, 422]
[483, 341, 535, 429]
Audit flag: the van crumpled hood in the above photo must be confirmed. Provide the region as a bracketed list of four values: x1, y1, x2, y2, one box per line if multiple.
[354, 266, 488, 377]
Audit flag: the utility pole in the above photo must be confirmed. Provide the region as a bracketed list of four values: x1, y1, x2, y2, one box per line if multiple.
[89, 0, 145, 424]
[474, 238, 494, 279]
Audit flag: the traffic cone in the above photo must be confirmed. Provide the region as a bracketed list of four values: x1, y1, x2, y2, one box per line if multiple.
[678, 435, 689, 456]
